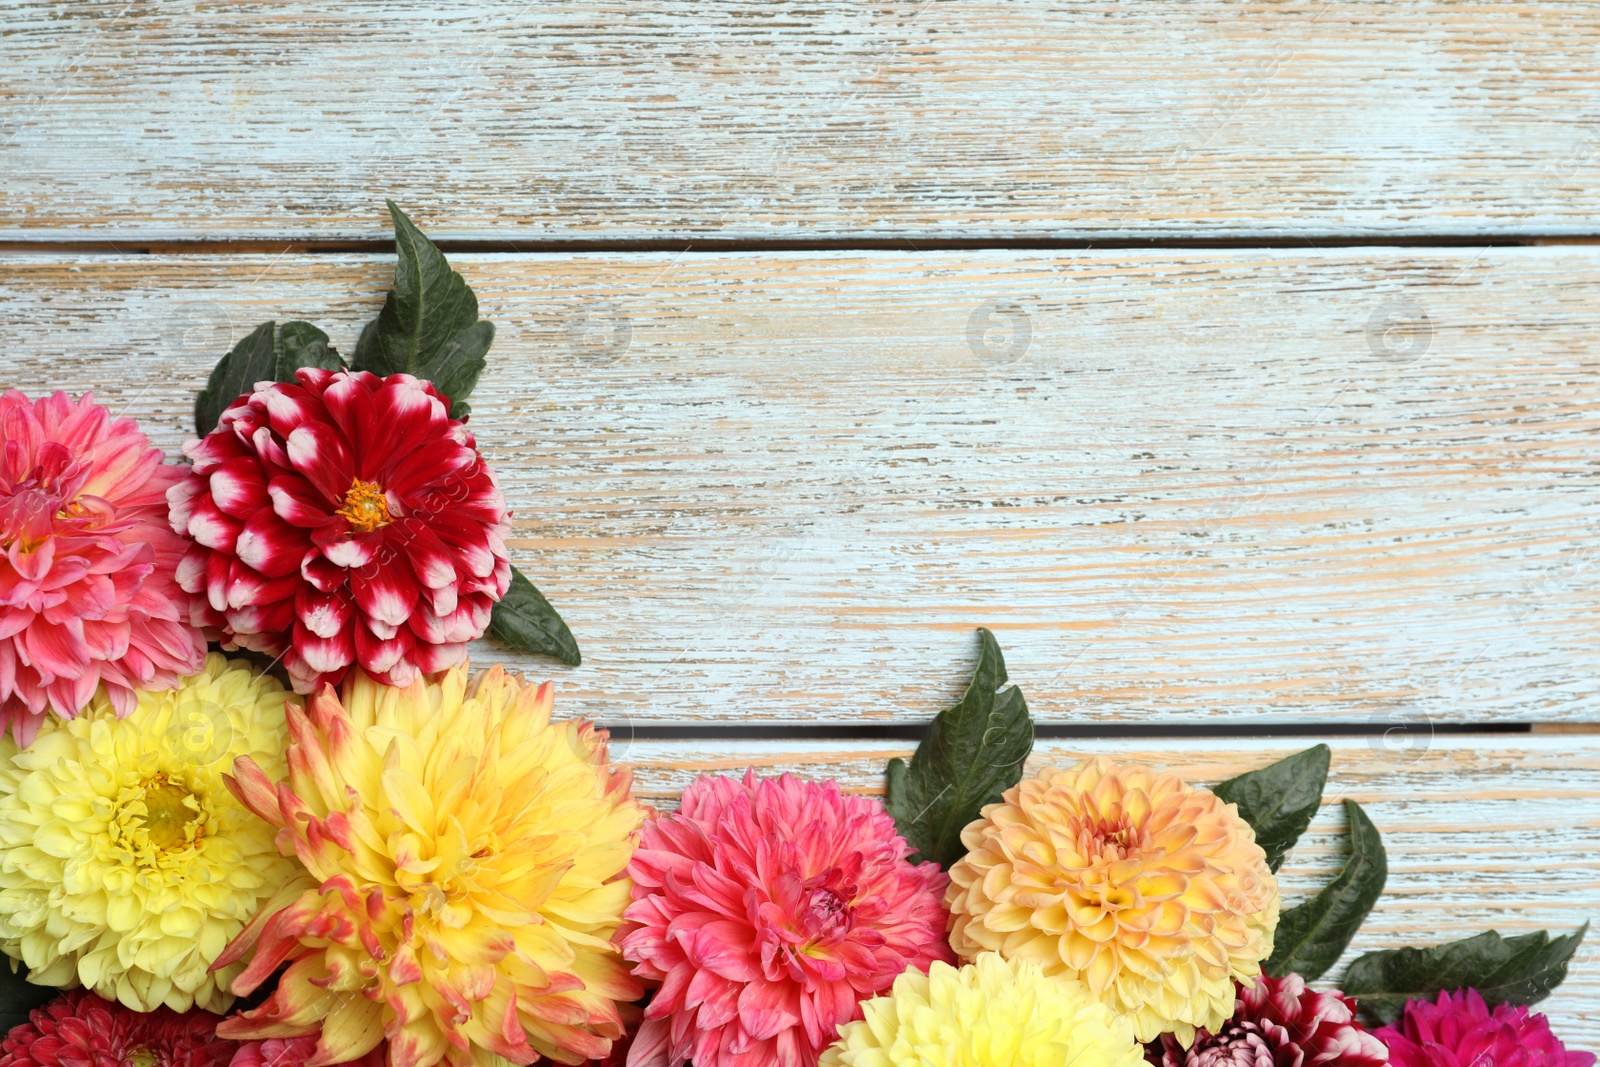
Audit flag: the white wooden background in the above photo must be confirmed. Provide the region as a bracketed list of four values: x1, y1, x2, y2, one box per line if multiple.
[2, 0, 1596, 1043]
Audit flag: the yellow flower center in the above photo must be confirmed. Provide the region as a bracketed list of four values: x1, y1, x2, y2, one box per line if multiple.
[128, 1050, 159, 1067]
[337, 477, 393, 533]
[138, 775, 203, 852]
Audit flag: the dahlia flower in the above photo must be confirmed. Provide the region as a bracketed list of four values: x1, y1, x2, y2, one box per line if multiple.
[947, 756, 1280, 1045]
[1376, 989, 1595, 1067]
[0, 389, 206, 744]
[231, 1037, 385, 1067]
[821, 952, 1145, 1067]
[168, 368, 511, 694]
[0, 654, 298, 1012]
[1146, 973, 1389, 1067]
[620, 770, 954, 1067]
[216, 664, 644, 1067]
[0, 990, 234, 1067]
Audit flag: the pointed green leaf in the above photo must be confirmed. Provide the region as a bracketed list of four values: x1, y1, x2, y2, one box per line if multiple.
[885, 628, 1034, 868]
[1265, 799, 1387, 981]
[350, 200, 492, 413]
[1343, 925, 1588, 1025]
[194, 320, 344, 435]
[195, 321, 276, 435]
[487, 565, 581, 666]
[276, 320, 341, 373]
[1213, 744, 1330, 872]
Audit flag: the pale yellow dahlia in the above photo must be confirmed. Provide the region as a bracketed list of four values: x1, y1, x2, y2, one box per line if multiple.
[946, 756, 1280, 1045]
[821, 952, 1144, 1067]
[0, 653, 298, 1013]
[216, 664, 646, 1067]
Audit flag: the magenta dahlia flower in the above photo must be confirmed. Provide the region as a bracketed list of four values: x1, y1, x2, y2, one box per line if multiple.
[230, 1037, 384, 1067]
[1376, 989, 1595, 1067]
[1147, 973, 1388, 1067]
[168, 369, 511, 692]
[0, 390, 205, 744]
[0, 991, 234, 1067]
[620, 770, 955, 1067]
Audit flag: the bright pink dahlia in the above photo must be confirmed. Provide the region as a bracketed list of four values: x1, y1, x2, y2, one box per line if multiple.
[620, 770, 955, 1067]
[168, 369, 511, 692]
[0, 991, 234, 1066]
[0, 390, 205, 744]
[1147, 973, 1388, 1067]
[230, 1037, 385, 1067]
[1376, 989, 1595, 1067]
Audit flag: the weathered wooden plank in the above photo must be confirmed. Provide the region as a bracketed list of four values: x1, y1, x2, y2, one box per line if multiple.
[4, 2, 1600, 242]
[617, 736, 1600, 1044]
[2, 249, 1598, 722]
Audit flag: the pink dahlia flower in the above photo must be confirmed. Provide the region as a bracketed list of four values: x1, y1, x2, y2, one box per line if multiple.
[230, 1037, 384, 1067]
[0, 990, 234, 1067]
[620, 770, 955, 1067]
[0, 390, 205, 744]
[1376, 989, 1595, 1067]
[168, 369, 511, 692]
[1147, 973, 1388, 1067]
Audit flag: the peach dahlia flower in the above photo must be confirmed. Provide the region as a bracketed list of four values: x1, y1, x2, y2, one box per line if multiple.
[215, 665, 645, 1067]
[946, 757, 1280, 1045]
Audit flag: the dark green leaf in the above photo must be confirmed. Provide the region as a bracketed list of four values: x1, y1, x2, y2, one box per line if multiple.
[1214, 744, 1330, 872]
[885, 628, 1034, 868]
[487, 565, 581, 666]
[1265, 799, 1387, 981]
[1344, 925, 1588, 1025]
[195, 321, 276, 435]
[0, 964, 58, 1035]
[194, 320, 344, 435]
[276, 320, 341, 372]
[350, 200, 493, 413]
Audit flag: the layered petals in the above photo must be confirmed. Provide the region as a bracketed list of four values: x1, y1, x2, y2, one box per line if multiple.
[947, 757, 1281, 1045]
[0, 390, 206, 743]
[1147, 973, 1389, 1067]
[1376, 988, 1595, 1067]
[620, 770, 954, 1067]
[0, 991, 236, 1067]
[215, 665, 645, 1067]
[0, 655, 300, 1012]
[168, 370, 511, 694]
[821, 953, 1146, 1067]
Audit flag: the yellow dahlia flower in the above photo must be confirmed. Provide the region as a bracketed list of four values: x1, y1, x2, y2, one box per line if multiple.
[946, 756, 1280, 1045]
[216, 665, 645, 1067]
[0, 653, 299, 1012]
[821, 952, 1144, 1067]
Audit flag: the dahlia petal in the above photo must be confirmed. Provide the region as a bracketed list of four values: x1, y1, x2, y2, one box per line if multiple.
[187, 497, 245, 553]
[294, 622, 357, 676]
[285, 422, 355, 503]
[238, 511, 315, 578]
[297, 586, 356, 640]
[353, 623, 411, 677]
[350, 560, 420, 628]
[320, 537, 377, 569]
[268, 474, 340, 527]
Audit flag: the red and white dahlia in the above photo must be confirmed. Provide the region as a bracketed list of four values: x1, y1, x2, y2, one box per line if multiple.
[620, 770, 955, 1067]
[1146, 973, 1389, 1067]
[0, 991, 234, 1067]
[169, 369, 511, 692]
[0, 390, 205, 744]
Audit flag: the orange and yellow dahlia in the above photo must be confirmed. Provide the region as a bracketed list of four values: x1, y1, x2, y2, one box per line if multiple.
[214, 665, 645, 1067]
[946, 756, 1279, 1045]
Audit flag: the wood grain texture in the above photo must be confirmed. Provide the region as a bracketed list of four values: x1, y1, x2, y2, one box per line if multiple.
[3, 248, 1597, 723]
[4, 1, 1600, 242]
[617, 736, 1600, 1043]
